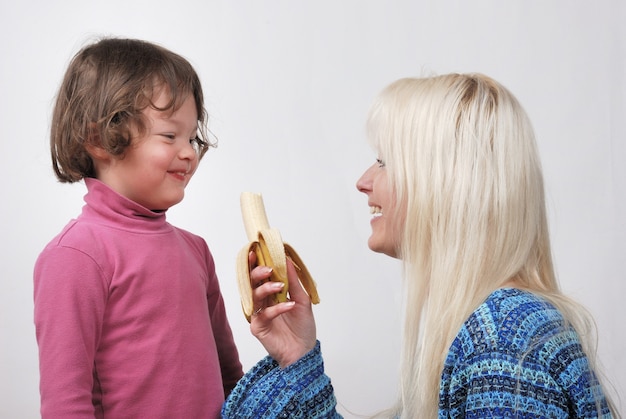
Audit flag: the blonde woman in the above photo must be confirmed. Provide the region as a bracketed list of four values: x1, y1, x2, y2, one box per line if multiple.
[222, 73, 618, 418]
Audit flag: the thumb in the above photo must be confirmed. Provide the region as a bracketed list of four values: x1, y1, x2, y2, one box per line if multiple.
[285, 257, 310, 303]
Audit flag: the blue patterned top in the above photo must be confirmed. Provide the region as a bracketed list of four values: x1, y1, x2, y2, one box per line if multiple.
[222, 288, 612, 418]
[221, 341, 341, 418]
[439, 288, 611, 418]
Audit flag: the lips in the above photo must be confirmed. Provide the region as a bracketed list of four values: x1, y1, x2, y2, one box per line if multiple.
[168, 170, 188, 181]
[168, 161, 192, 181]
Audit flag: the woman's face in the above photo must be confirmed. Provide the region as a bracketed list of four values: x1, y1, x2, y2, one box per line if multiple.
[356, 159, 403, 258]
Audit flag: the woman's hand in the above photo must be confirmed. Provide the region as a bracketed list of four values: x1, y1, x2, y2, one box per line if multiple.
[248, 252, 317, 368]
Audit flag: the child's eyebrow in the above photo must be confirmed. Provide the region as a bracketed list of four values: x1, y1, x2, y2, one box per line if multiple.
[153, 109, 193, 123]
[152, 117, 198, 134]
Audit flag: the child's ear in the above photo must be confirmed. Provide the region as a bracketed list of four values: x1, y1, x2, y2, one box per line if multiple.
[84, 123, 111, 162]
[85, 143, 110, 161]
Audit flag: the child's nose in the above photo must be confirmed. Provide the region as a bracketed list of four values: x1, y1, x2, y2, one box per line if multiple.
[179, 139, 199, 159]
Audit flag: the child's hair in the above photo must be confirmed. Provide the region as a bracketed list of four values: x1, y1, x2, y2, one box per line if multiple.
[50, 37, 213, 183]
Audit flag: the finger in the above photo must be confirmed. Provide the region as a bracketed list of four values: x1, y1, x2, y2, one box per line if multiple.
[253, 281, 285, 303]
[284, 257, 310, 303]
[251, 280, 282, 318]
[253, 300, 296, 322]
[250, 265, 273, 288]
[247, 250, 257, 270]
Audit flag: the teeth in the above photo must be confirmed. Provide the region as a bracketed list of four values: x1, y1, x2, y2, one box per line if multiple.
[370, 206, 382, 216]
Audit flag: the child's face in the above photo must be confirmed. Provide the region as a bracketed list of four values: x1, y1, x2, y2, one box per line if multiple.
[96, 89, 200, 210]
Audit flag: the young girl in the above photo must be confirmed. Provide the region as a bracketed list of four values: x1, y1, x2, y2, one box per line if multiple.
[222, 74, 619, 418]
[34, 38, 243, 418]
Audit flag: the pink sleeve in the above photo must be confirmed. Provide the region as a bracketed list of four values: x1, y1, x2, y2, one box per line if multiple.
[34, 245, 108, 418]
[204, 254, 244, 395]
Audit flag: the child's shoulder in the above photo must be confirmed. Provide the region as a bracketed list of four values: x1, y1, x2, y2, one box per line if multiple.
[45, 218, 94, 248]
[37, 218, 108, 263]
[171, 224, 210, 250]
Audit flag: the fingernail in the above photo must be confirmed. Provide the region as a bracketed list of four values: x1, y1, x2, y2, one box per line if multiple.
[262, 266, 273, 274]
[271, 282, 285, 290]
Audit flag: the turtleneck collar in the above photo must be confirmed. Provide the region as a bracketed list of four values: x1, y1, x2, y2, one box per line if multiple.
[80, 178, 171, 233]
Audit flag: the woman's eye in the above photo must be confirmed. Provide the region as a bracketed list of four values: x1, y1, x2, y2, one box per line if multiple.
[376, 158, 386, 168]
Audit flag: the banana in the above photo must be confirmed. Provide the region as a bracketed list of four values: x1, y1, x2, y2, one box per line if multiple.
[236, 192, 320, 322]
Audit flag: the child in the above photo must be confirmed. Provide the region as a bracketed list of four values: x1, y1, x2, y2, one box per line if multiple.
[34, 38, 243, 418]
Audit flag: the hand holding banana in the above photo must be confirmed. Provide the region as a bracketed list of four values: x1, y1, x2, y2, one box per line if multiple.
[236, 192, 320, 322]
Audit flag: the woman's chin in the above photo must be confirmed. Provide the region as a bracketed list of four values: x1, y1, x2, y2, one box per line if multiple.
[367, 239, 399, 259]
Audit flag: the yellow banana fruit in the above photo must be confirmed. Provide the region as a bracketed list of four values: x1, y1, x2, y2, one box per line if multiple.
[236, 192, 320, 322]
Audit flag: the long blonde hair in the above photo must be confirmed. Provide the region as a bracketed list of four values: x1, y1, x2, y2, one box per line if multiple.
[367, 73, 618, 417]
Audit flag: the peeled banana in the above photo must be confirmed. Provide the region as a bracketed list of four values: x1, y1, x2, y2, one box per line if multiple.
[236, 192, 320, 322]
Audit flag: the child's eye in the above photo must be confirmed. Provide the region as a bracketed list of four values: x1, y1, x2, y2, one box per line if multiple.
[190, 137, 208, 156]
[376, 158, 386, 168]
[162, 134, 176, 141]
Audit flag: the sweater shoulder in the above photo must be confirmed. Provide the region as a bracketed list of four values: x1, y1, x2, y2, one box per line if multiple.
[453, 288, 566, 359]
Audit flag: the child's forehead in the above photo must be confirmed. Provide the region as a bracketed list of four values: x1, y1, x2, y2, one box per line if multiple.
[145, 86, 196, 112]
[143, 94, 198, 129]
[148, 80, 196, 104]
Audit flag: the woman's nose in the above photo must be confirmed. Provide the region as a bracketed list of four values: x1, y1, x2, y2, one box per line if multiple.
[356, 165, 374, 193]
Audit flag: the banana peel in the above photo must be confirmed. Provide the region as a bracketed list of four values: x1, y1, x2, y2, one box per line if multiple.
[236, 192, 320, 322]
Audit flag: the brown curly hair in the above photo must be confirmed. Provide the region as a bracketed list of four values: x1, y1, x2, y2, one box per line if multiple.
[50, 37, 214, 183]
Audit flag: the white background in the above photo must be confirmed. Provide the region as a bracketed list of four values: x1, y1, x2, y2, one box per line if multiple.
[1, 1, 624, 417]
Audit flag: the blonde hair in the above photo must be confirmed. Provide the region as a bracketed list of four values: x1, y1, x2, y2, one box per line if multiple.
[366, 73, 618, 417]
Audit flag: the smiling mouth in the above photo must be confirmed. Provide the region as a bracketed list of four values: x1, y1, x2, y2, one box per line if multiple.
[169, 171, 189, 181]
[370, 206, 382, 217]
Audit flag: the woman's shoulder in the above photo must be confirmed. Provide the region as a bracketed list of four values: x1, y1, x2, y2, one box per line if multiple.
[443, 291, 610, 418]
[482, 287, 563, 326]
[456, 288, 570, 358]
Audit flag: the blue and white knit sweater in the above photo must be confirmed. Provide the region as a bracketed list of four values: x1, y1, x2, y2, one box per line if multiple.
[221, 340, 340, 418]
[439, 288, 611, 418]
[222, 288, 611, 418]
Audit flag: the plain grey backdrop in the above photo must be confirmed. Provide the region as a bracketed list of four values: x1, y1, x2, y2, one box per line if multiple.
[1, 1, 624, 417]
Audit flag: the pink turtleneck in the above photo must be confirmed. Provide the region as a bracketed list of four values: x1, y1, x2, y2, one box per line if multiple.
[34, 178, 243, 418]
